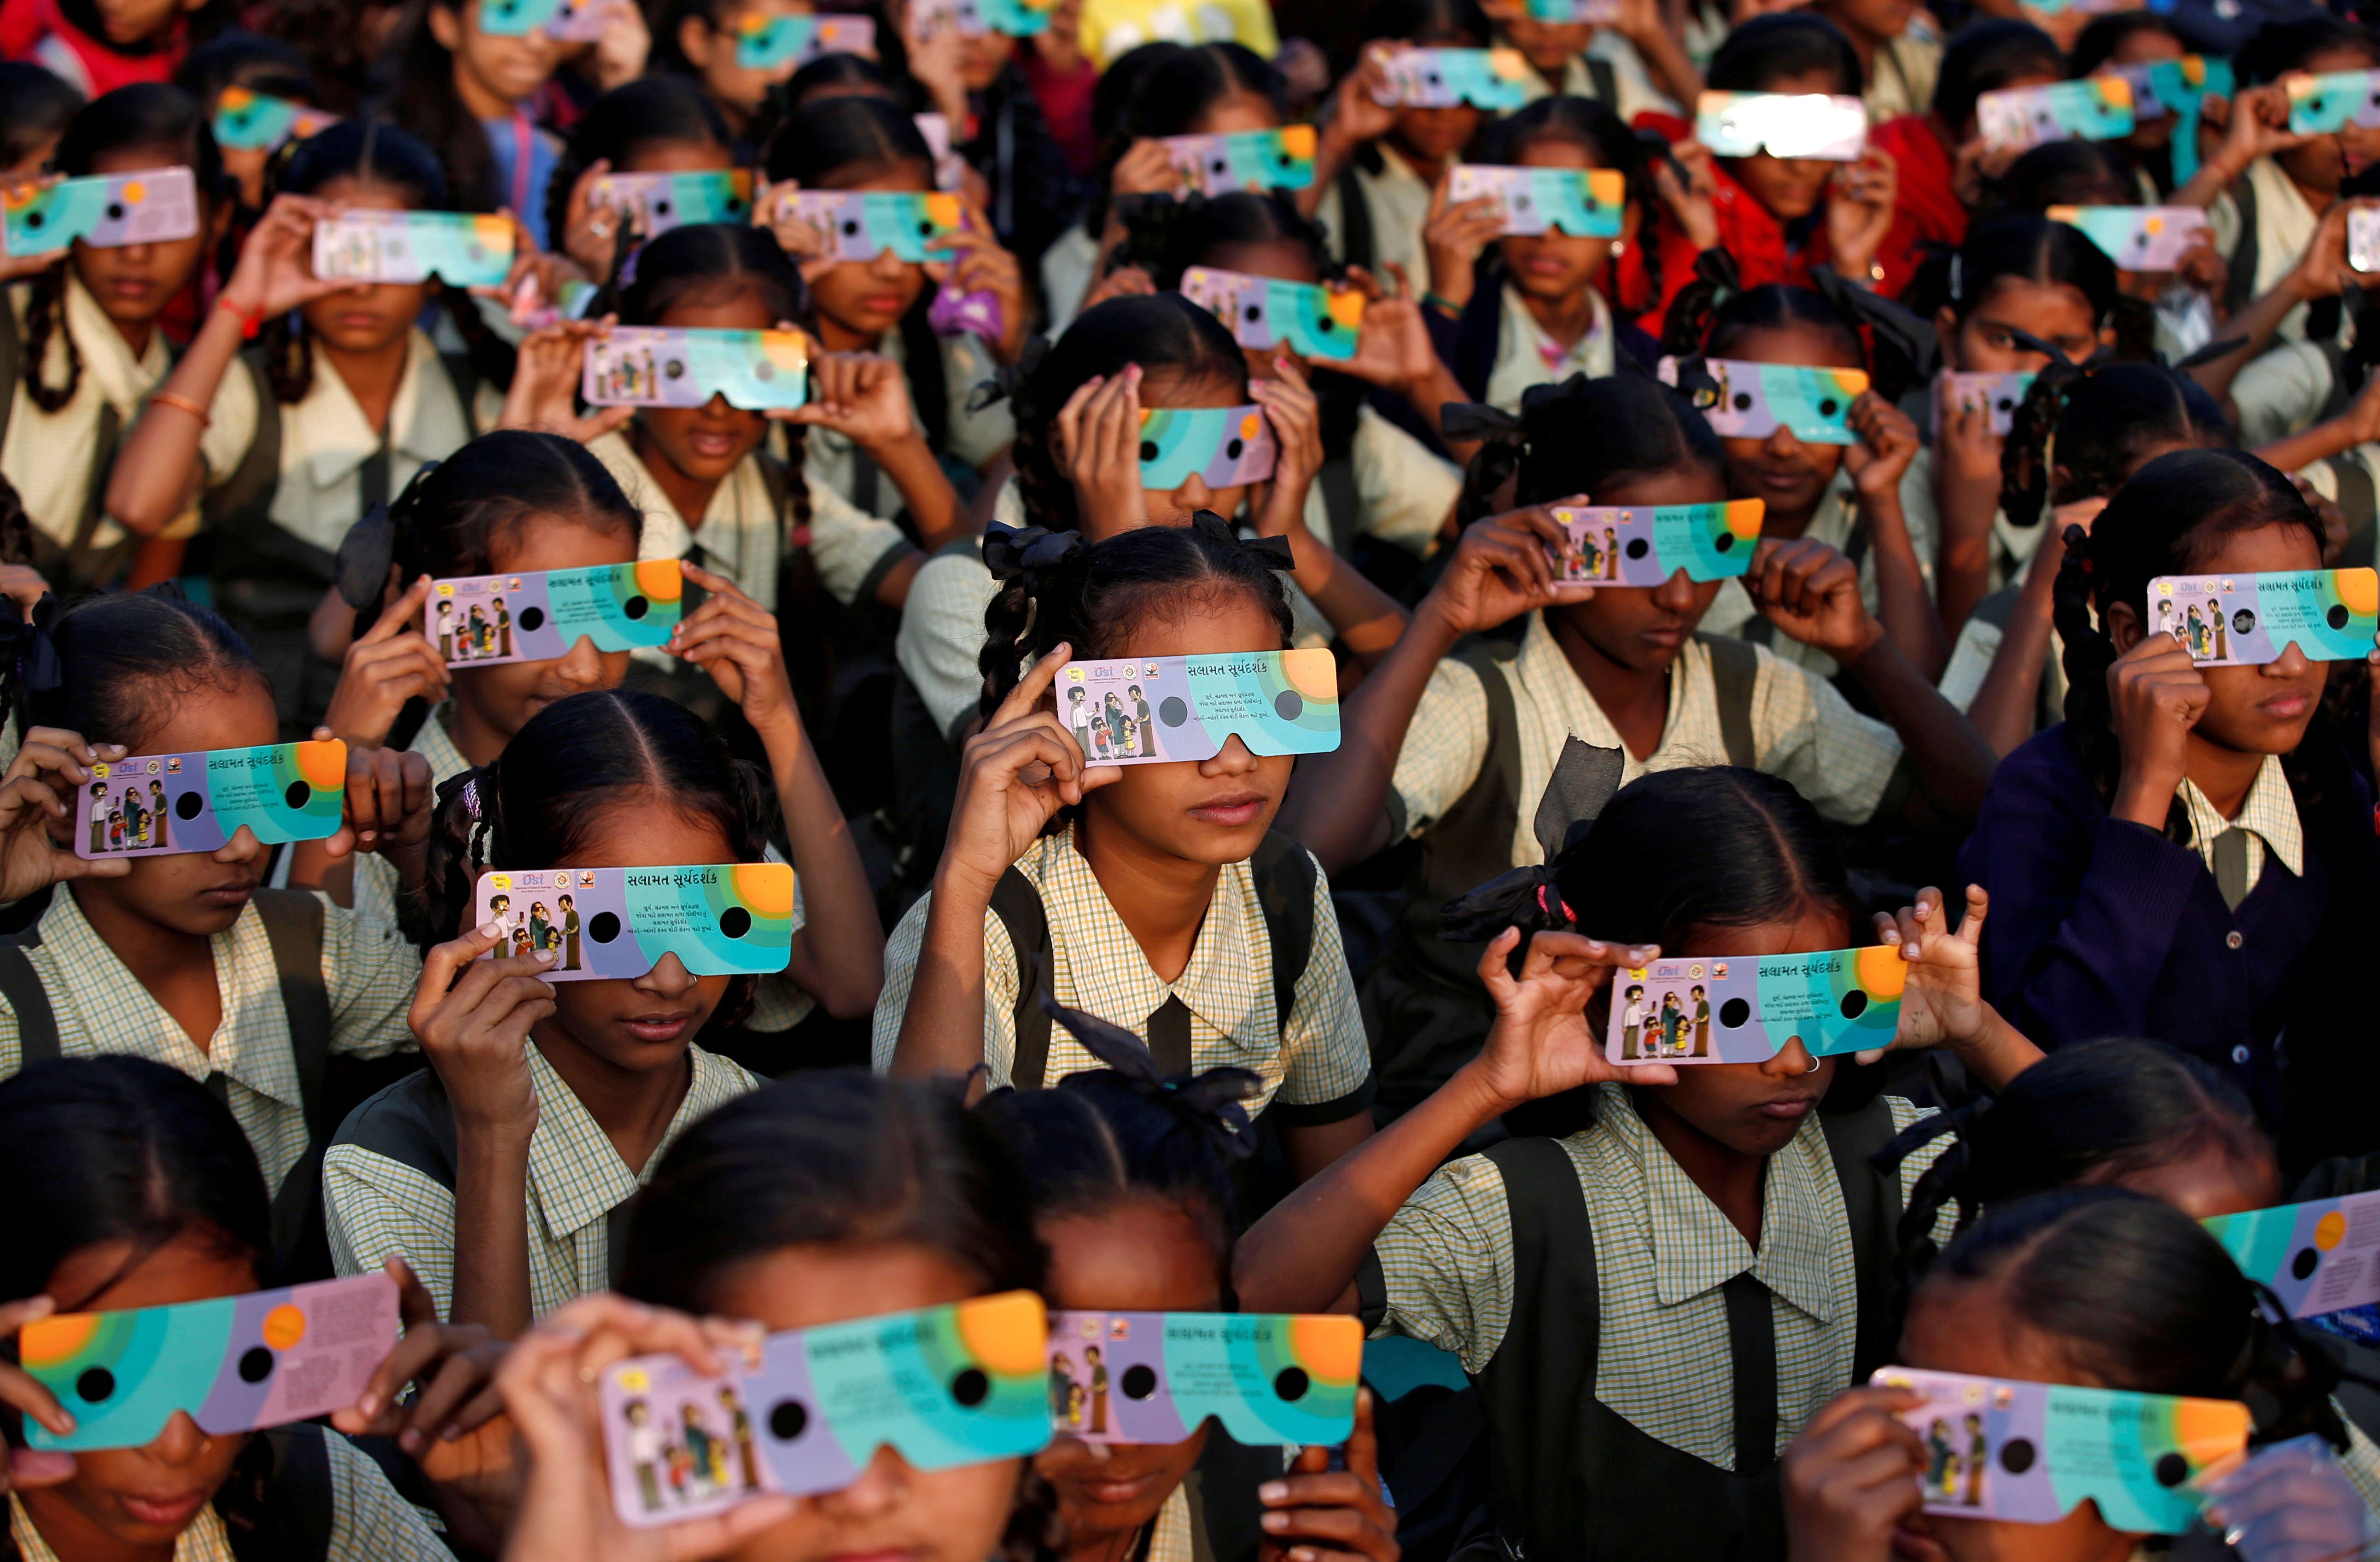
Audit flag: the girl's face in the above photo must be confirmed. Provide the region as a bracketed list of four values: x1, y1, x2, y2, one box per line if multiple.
[18, 1232, 262, 1554]
[1632, 904, 1853, 1159]
[431, 0, 560, 111]
[2276, 44, 2380, 195]
[1497, 12, 1592, 77]
[2100, 27, 2185, 152]
[2106, 521, 2328, 758]
[453, 513, 638, 743]
[1815, 0, 1913, 45]
[537, 797, 735, 1069]
[1939, 275, 2106, 373]
[76, 674, 279, 938]
[1953, 68, 2060, 143]
[300, 175, 432, 356]
[681, 0, 816, 123]
[1059, 367, 1254, 538]
[1394, 99, 1482, 165]
[802, 157, 935, 343]
[706, 1241, 1023, 1562]
[1554, 464, 1731, 671]
[1721, 68, 1843, 223]
[87, 0, 198, 47]
[956, 28, 1015, 90]
[1896, 1276, 2140, 1562]
[74, 144, 217, 330]
[1713, 321, 1860, 518]
[1035, 1197, 1225, 1543]
[634, 285, 776, 487]
[1497, 135, 1629, 307]
[1081, 589, 1293, 867]
[1190, 92, 1280, 136]
[1203, 237, 1322, 381]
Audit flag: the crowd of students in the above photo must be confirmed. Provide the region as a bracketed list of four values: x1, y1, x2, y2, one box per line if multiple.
[7, 0, 2380, 1554]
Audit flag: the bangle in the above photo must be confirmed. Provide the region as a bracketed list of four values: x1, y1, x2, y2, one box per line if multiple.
[1422, 290, 1463, 317]
[216, 296, 265, 340]
[149, 391, 210, 429]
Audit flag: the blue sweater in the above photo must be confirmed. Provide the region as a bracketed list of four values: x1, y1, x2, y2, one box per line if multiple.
[1957, 723, 2380, 1163]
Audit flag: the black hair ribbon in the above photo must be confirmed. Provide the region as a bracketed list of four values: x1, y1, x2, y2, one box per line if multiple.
[1439, 401, 1525, 444]
[1189, 510, 1294, 572]
[1038, 991, 1263, 1159]
[0, 592, 60, 697]
[982, 519, 1082, 578]
[966, 334, 1049, 413]
[1439, 739, 1624, 942]
[1810, 263, 1941, 382]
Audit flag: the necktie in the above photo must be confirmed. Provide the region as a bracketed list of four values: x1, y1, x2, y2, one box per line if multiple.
[2212, 826, 2252, 912]
[1145, 995, 1193, 1076]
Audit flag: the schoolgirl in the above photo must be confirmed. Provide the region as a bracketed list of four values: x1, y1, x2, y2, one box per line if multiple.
[760, 94, 1024, 509]
[1235, 764, 2024, 1560]
[543, 74, 737, 289]
[107, 120, 506, 734]
[2069, 11, 2191, 199]
[173, 28, 315, 215]
[1641, 14, 1898, 325]
[1277, 374, 1994, 1116]
[0, 84, 239, 594]
[1309, 0, 1493, 288]
[493, 1071, 1050, 1562]
[0, 590, 422, 1279]
[1420, 95, 1665, 410]
[0, 1055, 506, 1562]
[980, 1017, 1399, 1562]
[1780, 1189, 2380, 1562]
[328, 679, 881, 1335]
[0, 0, 224, 98]
[650, 0, 817, 154]
[1659, 282, 1941, 679]
[1481, 0, 1699, 123]
[876, 516, 1379, 1177]
[0, 61, 80, 179]
[1957, 445, 2380, 1164]
[381, 0, 566, 249]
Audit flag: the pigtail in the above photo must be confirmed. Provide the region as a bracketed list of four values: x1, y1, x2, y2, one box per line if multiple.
[2239, 1300, 2355, 1451]
[210, 1433, 282, 1554]
[413, 765, 494, 950]
[260, 308, 313, 404]
[995, 1467, 1068, 1562]
[975, 523, 1083, 718]
[0, 466, 35, 567]
[1658, 249, 1739, 361]
[20, 263, 82, 414]
[1996, 357, 2083, 531]
[441, 285, 518, 398]
[899, 297, 951, 454]
[1449, 402, 1530, 528]
[1108, 190, 1200, 282]
[995, 338, 1077, 539]
[2048, 522, 2166, 828]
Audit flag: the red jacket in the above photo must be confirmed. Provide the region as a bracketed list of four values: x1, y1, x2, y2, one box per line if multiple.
[1870, 112, 1966, 300]
[1, 0, 184, 96]
[1637, 112, 1831, 333]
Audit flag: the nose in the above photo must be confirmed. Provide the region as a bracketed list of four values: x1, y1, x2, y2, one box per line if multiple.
[1169, 473, 1215, 519]
[635, 950, 699, 998]
[868, 247, 907, 282]
[2265, 642, 2313, 676]
[556, 635, 606, 687]
[1761, 1037, 1816, 1078]
[148, 1410, 209, 1465]
[1198, 734, 1259, 776]
[813, 1446, 911, 1520]
[216, 824, 264, 866]
[1651, 567, 1696, 613]
[1762, 424, 1801, 459]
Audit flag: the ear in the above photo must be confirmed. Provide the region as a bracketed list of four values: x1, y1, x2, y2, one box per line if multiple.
[2104, 598, 2147, 655]
[678, 12, 713, 68]
[427, 2, 466, 51]
[1934, 304, 1960, 369]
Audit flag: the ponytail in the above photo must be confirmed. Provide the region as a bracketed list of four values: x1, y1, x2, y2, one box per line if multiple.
[1452, 371, 1724, 528]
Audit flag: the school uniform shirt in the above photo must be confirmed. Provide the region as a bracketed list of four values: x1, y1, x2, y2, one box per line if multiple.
[1388, 613, 1906, 868]
[1861, 31, 1942, 123]
[1368, 1085, 1950, 1465]
[2208, 156, 2327, 345]
[6, 1431, 451, 1562]
[2, 274, 256, 553]
[485, 109, 565, 251]
[1645, 153, 1835, 324]
[1869, 114, 1965, 301]
[0, 890, 417, 1192]
[2176, 752, 2303, 899]
[802, 328, 1017, 506]
[589, 433, 912, 610]
[1041, 219, 1102, 338]
[2230, 336, 2342, 446]
[1510, 32, 1678, 123]
[1700, 471, 1938, 679]
[1313, 141, 1435, 285]
[1484, 284, 1616, 415]
[869, 822, 1376, 1123]
[324, 1041, 761, 1321]
[1896, 442, 2039, 593]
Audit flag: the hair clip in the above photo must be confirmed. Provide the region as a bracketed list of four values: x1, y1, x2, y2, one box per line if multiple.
[461, 775, 482, 822]
[1948, 254, 1964, 303]
[982, 520, 1082, 579]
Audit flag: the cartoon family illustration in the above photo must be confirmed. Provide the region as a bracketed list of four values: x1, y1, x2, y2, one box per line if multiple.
[1617, 983, 1710, 1060]
[1068, 684, 1157, 762]
[86, 778, 172, 853]
[2154, 594, 2243, 664]
[488, 892, 583, 969]
[591, 343, 666, 402]
[1552, 523, 1623, 583]
[1921, 1412, 1990, 1509]
[1048, 1345, 1110, 1435]
[620, 1384, 763, 1515]
[435, 596, 516, 663]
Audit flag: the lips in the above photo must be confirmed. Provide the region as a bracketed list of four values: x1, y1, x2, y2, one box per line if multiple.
[2258, 690, 2314, 720]
[1188, 791, 1266, 828]
[685, 429, 740, 460]
[1757, 1093, 1820, 1121]
[201, 880, 258, 908]
[621, 1009, 698, 1044]
[117, 1488, 210, 1527]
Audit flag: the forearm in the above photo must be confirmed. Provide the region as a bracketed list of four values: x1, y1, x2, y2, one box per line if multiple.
[2253, 415, 2368, 473]
[1964, 544, 2062, 757]
[1934, 480, 2000, 634]
[760, 712, 885, 1019]
[889, 874, 995, 1077]
[1628, 25, 1703, 109]
[449, 1128, 536, 1340]
[1861, 493, 1948, 681]
[871, 432, 965, 549]
[1273, 606, 1458, 869]
[2187, 274, 2306, 401]
[1846, 632, 1996, 827]
[2173, 142, 2255, 213]
[1950, 1003, 2044, 1092]
[105, 303, 242, 533]
[1234, 1061, 1507, 1313]
[1287, 521, 1409, 666]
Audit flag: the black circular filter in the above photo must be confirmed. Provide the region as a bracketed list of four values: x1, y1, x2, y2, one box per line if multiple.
[1225, 437, 1244, 458]
[1839, 990, 1868, 1020]
[951, 1368, 990, 1407]
[520, 605, 547, 631]
[1999, 1437, 2037, 1475]
[76, 1367, 115, 1405]
[238, 1346, 275, 1384]
[1720, 997, 1751, 1028]
[1817, 398, 1840, 417]
[284, 781, 312, 809]
[1244, 304, 1263, 325]
[105, 202, 125, 221]
[1140, 440, 1159, 461]
[2154, 1452, 2191, 1488]
[718, 906, 752, 939]
[1274, 690, 1303, 719]
[177, 791, 203, 820]
[621, 597, 647, 621]
[1121, 1364, 1159, 1400]
[589, 911, 623, 944]
[2294, 1246, 2321, 1280]
[654, 199, 674, 219]
[664, 357, 687, 380]
[769, 1399, 808, 1440]
[23, 211, 42, 230]
[1732, 392, 1753, 412]
[1274, 1367, 1310, 1402]
[1625, 538, 1650, 559]
[2330, 604, 2352, 629]
[1715, 533, 1735, 553]
[1161, 696, 1190, 726]
[755, 362, 776, 381]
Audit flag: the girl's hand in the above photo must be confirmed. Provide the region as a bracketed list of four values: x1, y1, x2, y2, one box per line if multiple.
[1745, 536, 1876, 660]
[941, 644, 1121, 898]
[590, 0, 649, 90]
[1843, 391, 1918, 502]
[2287, 195, 2363, 304]
[2106, 628, 2206, 827]
[1329, 46, 1401, 148]
[561, 159, 619, 277]
[1780, 1385, 1926, 1562]
[1825, 148, 1897, 281]
[0, 564, 47, 615]
[670, 562, 800, 737]
[2176, 239, 2226, 301]
[1054, 367, 1148, 536]
[753, 180, 830, 272]
[1870, 885, 1990, 1057]
[0, 242, 64, 285]
[409, 922, 556, 1135]
[1250, 355, 1322, 540]
[1109, 138, 1180, 201]
[1469, 928, 1673, 1111]
[0, 1295, 79, 1505]
[0, 729, 130, 902]
[925, 204, 1028, 363]
[497, 1295, 791, 1562]
[322, 575, 455, 747]
[1339, 286, 1441, 399]
[220, 193, 349, 320]
[2205, 83, 2314, 181]
[1948, 137, 2022, 211]
[332, 724, 436, 877]
[500, 320, 634, 444]
[1933, 372, 2004, 495]
[1258, 1388, 1399, 1562]
[776, 350, 922, 449]
[333, 1257, 508, 1461]
[1653, 141, 1722, 252]
[904, 3, 970, 125]
[1421, 171, 1502, 309]
[1421, 504, 1579, 638]
[2199, 1433, 2372, 1562]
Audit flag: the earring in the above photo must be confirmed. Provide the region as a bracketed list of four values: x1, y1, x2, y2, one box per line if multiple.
[1612, 238, 1626, 257]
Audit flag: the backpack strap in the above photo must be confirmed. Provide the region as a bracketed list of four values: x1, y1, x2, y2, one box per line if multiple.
[252, 888, 334, 1277]
[1584, 54, 1619, 109]
[1317, 455, 1361, 555]
[1331, 163, 1377, 274]
[2224, 171, 2260, 322]
[0, 287, 20, 455]
[0, 916, 58, 1066]
[438, 349, 480, 430]
[989, 865, 1056, 1089]
[1247, 831, 1318, 1032]
[1693, 633, 1760, 769]
[1819, 1095, 1908, 1382]
[2327, 453, 2379, 569]
[221, 1423, 338, 1562]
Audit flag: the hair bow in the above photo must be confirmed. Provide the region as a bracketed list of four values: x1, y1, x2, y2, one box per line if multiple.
[337, 504, 397, 611]
[966, 334, 1050, 413]
[1039, 991, 1263, 1158]
[1690, 246, 1742, 311]
[1439, 401, 1525, 444]
[2002, 324, 2114, 372]
[1188, 511, 1295, 572]
[982, 520, 1083, 579]
[1666, 351, 1724, 407]
[1439, 739, 1624, 942]
[0, 593, 61, 697]
[1810, 264, 1940, 381]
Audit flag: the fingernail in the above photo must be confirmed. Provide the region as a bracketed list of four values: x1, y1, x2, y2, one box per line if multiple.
[1261, 1512, 1290, 1530]
[356, 1392, 380, 1418]
[399, 1428, 423, 1454]
[536, 948, 557, 963]
[1260, 1482, 1289, 1502]
[478, 921, 500, 939]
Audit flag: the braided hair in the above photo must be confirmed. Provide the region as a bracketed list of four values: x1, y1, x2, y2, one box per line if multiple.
[1456, 371, 1724, 528]
[21, 588, 262, 752]
[1998, 359, 2227, 534]
[2049, 447, 2331, 822]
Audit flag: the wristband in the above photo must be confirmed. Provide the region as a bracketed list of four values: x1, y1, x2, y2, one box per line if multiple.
[1422, 291, 1464, 318]
[216, 296, 265, 340]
